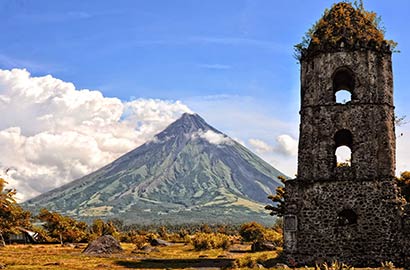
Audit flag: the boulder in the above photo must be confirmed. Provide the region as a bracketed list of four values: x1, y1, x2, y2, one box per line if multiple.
[251, 241, 277, 252]
[150, 238, 171, 246]
[132, 245, 160, 254]
[82, 235, 123, 255]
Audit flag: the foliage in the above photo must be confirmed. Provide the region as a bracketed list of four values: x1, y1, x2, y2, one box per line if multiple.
[337, 162, 351, 168]
[191, 232, 231, 251]
[239, 221, 283, 249]
[157, 225, 168, 240]
[232, 254, 270, 269]
[380, 261, 395, 270]
[89, 219, 120, 241]
[37, 208, 87, 244]
[396, 171, 410, 202]
[200, 224, 212, 233]
[132, 234, 147, 249]
[0, 177, 31, 246]
[265, 176, 286, 217]
[239, 221, 265, 242]
[294, 1, 398, 61]
[316, 260, 354, 270]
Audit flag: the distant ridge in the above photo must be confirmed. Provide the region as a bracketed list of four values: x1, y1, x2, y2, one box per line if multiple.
[25, 113, 285, 225]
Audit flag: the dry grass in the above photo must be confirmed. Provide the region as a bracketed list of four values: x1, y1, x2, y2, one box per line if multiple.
[0, 243, 279, 270]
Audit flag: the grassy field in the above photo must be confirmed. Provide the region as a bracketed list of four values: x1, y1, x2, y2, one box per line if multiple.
[0, 243, 280, 270]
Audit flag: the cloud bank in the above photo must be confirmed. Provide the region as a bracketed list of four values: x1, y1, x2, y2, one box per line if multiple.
[0, 68, 191, 201]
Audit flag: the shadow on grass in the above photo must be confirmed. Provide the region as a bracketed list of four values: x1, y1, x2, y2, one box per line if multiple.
[115, 258, 235, 269]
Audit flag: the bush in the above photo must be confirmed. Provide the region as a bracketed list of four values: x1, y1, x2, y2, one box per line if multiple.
[133, 235, 147, 249]
[157, 226, 168, 240]
[191, 233, 231, 251]
[239, 222, 265, 242]
[233, 254, 268, 268]
[261, 228, 283, 247]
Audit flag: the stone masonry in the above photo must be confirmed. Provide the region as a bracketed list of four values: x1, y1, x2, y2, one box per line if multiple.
[284, 2, 407, 267]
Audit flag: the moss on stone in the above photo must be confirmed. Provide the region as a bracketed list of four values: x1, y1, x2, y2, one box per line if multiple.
[295, 2, 397, 60]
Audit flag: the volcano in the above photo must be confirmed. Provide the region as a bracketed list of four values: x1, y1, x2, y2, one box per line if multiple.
[25, 113, 285, 225]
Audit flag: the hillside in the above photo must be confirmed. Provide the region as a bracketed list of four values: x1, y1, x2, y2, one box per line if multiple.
[24, 113, 285, 225]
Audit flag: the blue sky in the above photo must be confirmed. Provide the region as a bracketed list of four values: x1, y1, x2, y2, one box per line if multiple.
[2, 1, 410, 117]
[1, 0, 410, 199]
[2, 1, 409, 102]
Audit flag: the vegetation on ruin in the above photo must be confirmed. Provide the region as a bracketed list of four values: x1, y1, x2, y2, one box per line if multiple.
[265, 176, 286, 217]
[396, 171, 410, 202]
[294, 0, 398, 61]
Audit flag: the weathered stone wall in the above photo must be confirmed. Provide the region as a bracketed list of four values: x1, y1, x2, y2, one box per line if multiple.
[285, 178, 404, 266]
[284, 47, 405, 266]
[297, 51, 395, 180]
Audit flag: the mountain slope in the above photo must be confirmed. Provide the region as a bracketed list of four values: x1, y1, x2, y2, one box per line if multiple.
[24, 113, 285, 225]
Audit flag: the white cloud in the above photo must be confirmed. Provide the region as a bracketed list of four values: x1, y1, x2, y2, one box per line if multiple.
[0, 68, 191, 201]
[248, 138, 273, 154]
[192, 129, 233, 145]
[248, 135, 298, 157]
[275, 134, 298, 156]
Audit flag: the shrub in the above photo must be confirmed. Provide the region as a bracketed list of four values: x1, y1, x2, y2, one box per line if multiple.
[261, 228, 283, 247]
[133, 235, 147, 249]
[239, 222, 265, 242]
[191, 233, 231, 251]
[157, 226, 168, 240]
[381, 261, 395, 270]
[318, 261, 354, 270]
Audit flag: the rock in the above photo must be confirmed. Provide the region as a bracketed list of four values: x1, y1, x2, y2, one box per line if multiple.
[82, 235, 123, 255]
[150, 238, 171, 247]
[275, 263, 290, 269]
[251, 241, 277, 252]
[132, 245, 160, 254]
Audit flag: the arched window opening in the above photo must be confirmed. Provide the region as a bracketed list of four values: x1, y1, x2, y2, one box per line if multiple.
[337, 209, 357, 226]
[334, 129, 353, 168]
[333, 68, 354, 104]
[336, 146, 351, 167]
[335, 90, 352, 104]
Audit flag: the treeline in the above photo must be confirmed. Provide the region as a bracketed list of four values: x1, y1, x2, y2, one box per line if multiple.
[0, 177, 282, 250]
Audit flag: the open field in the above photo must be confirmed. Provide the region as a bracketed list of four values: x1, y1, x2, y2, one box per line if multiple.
[0, 243, 280, 270]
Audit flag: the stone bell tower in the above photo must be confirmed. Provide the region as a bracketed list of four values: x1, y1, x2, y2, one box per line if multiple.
[284, 2, 404, 266]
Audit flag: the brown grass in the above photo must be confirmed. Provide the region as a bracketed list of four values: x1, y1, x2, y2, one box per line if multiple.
[0, 243, 279, 270]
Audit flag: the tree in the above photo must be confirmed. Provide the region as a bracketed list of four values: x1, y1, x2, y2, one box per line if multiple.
[239, 222, 265, 242]
[0, 178, 31, 246]
[89, 218, 120, 241]
[37, 208, 87, 245]
[396, 171, 410, 202]
[265, 176, 286, 217]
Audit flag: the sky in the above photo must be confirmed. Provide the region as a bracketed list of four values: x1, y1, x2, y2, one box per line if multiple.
[1, 0, 410, 201]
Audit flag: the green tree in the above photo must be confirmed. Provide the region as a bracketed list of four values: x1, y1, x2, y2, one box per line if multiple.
[265, 176, 286, 217]
[0, 178, 31, 246]
[37, 208, 87, 245]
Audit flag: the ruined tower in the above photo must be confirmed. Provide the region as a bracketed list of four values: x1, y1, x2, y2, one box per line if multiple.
[284, 3, 404, 266]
